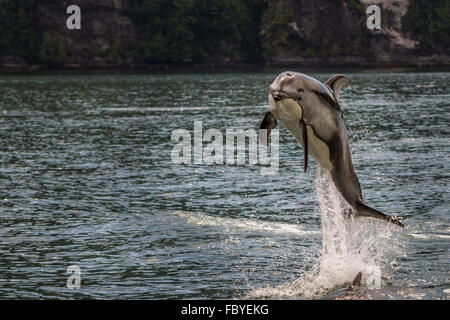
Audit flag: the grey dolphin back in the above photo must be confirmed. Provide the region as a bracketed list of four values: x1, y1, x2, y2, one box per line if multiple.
[324, 74, 350, 102]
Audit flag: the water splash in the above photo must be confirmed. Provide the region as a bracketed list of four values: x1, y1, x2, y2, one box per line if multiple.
[174, 211, 320, 237]
[248, 167, 404, 299]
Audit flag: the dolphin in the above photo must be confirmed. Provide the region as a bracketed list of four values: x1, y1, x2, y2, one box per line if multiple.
[260, 71, 403, 227]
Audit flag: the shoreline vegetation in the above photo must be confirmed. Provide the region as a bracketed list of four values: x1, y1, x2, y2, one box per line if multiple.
[0, 0, 449, 72]
[0, 59, 450, 74]
[1, 61, 450, 73]
[2, 65, 450, 77]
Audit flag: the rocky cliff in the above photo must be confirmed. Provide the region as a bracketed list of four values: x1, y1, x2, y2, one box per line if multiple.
[0, 0, 136, 68]
[0, 0, 448, 69]
[35, 0, 136, 66]
[268, 0, 449, 66]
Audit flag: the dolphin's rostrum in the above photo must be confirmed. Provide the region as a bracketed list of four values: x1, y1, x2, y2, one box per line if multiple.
[260, 71, 403, 227]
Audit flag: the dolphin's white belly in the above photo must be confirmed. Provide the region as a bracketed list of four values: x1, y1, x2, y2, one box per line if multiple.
[270, 96, 333, 171]
[306, 126, 332, 171]
[269, 96, 302, 122]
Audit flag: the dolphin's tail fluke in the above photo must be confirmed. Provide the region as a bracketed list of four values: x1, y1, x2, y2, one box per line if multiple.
[356, 201, 404, 227]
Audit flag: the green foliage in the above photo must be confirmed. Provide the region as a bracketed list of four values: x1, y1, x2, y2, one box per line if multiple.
[329, 43, 343, 57]
[38, 32, 68, 65]
[106, 35, 122, 63]
[0, 0, 40, 62]
[55, 36, 67, 64]
[167, 0, 196, 62]
[128, 0, 180, 62]
[402, 0, 450, 52]
[192, 0, 249, 62]
[260, 0, 295, 59]
[301, 47, 316, 58]
[344, 0, 365, 16]
[319, 37, 331, 58]
[38, 32, 53, 63]
[127, 0, 267, 63]
[0, 0, 15, 54]
[0, 0, 448, 65]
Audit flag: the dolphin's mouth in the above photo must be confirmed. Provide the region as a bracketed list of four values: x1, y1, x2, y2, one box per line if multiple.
[269, 93, 301, 109]
[269, 93, 302, 110]
[271, 91, 290, 101]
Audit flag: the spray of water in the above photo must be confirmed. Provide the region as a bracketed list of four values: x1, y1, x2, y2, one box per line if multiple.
[248, 167, 404, 299]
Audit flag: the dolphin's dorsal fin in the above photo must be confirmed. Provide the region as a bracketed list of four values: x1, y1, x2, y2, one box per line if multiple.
[259, 111, 277, 145]
[324, 74, 350, 102]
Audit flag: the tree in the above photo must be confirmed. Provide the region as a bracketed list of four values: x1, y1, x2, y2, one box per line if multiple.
[167, 0, 196, 62]
[192, 0, 251, 62]
[38, 32, 67, 65]
[38, 32, 54, 63]
[55, 36, 67, 64]
[126, 0, 171, 63]
[402, 0, 450, 52]
[106, 35, 121, 63]
[0, 0, 15, 55]
[260, 0, 295, 59]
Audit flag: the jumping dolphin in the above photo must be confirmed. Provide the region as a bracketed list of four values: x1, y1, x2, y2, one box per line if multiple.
[260, 71, 403, 227]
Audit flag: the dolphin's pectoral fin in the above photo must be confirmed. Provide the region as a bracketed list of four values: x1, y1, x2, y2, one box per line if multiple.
[259, 111, 277, 145]
[356, 201, 404, 227]
[300, 119, 308, 172]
